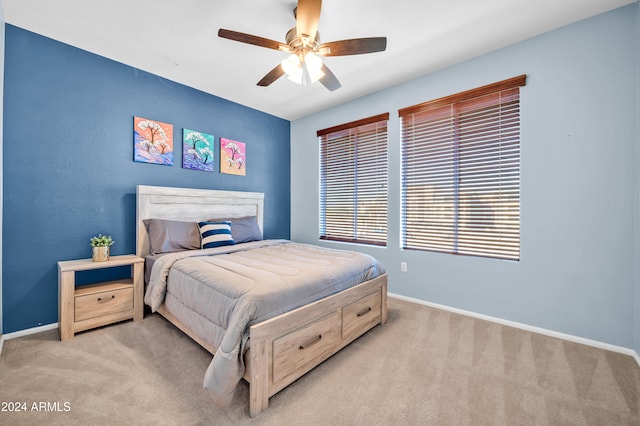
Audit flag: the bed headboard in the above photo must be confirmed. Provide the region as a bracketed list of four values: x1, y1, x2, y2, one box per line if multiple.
[136, 185, 264, 256]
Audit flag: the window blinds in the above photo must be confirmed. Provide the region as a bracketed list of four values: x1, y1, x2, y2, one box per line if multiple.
[399, 76, 525, 260]
[318, 113, 389, 246]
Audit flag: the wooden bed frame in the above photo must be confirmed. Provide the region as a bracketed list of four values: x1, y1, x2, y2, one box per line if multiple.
[136, 185, 388, 416]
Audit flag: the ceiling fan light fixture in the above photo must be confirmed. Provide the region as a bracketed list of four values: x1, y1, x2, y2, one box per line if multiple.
[219, 0, 386, 91]
[305, 62, 325, 84]
[304, 51, 322, 73]
[281, 54, 301, 76]
[286, 67, 304, 84]
[282, 51, 324, 86]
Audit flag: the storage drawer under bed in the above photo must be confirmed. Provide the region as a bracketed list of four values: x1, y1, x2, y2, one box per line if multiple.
[341, 290, 382, 343]
[271, 311, 341, 385]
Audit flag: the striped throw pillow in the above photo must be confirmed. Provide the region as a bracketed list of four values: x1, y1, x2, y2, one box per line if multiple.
[198, 221, 235, 249]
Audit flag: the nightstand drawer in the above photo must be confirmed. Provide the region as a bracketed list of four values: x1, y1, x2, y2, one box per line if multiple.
[75, 286, 133, 321]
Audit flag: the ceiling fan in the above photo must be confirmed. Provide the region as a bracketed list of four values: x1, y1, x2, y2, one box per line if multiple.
[218, 0, 387, 91]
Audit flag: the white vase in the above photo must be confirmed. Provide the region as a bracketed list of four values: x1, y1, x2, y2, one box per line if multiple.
[92, 246, 110, 262]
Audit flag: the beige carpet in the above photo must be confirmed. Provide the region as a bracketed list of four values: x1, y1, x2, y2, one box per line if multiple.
[0, 298, 638, 425]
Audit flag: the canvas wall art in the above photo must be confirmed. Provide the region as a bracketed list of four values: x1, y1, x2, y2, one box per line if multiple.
[183, 129, 214, 172]
[220, 138, 246, 176]
[134, 116, 174, 165]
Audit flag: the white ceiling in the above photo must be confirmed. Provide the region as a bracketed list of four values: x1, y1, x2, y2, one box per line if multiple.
[2, 0, 635, 120]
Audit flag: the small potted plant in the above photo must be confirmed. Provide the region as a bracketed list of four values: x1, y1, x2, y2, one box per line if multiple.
[90, 233, 114, 262]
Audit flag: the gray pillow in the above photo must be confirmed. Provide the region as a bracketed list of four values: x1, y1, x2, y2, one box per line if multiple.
[208, 216, 263, 244]
[143, 219, 200, 254]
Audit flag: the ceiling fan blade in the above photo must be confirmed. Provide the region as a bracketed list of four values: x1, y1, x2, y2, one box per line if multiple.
[218, 29, 290, 52]
[296, 0, 322, 43]
[319, 64, 341, 91]
[319, 37, 387, 56]
[257, 64, 286, 87]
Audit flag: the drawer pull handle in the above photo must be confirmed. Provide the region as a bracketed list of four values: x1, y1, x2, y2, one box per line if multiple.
[299, 334, 322, 350]
[97, 295, 115, 303]
[356, 307, 372, 317]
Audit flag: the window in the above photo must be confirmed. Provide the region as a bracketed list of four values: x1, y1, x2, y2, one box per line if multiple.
[318, 113, 389, 246]
[399, 75, 526, 260]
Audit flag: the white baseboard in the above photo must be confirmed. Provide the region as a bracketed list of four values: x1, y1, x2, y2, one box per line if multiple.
[0, 322, 58, 358]
[3, 322, 58, 340]
[388, 293, 640, 368]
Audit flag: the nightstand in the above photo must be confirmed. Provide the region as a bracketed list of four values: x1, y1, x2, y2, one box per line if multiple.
[58, 254, 144, 341]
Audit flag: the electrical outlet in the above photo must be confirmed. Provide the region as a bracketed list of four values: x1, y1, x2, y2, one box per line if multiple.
[401, 262, 407, 272]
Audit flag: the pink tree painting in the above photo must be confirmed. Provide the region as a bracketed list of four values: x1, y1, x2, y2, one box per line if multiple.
[220, 138, 246, 176]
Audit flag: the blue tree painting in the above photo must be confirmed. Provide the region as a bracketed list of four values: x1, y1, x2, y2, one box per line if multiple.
[182, 128, 214, 172]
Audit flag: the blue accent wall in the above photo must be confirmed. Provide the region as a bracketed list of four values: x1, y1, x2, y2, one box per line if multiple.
[0, 6, 5, 335]
[2, 25, 290, 333]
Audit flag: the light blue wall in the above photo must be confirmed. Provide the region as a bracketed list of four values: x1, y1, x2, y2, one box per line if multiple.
[291, 4, 638, 349]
